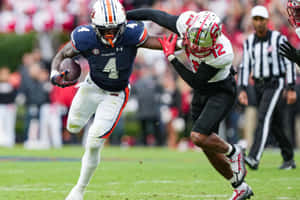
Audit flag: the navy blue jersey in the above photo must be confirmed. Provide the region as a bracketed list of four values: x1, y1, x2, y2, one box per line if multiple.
[71, 21, 148, 91]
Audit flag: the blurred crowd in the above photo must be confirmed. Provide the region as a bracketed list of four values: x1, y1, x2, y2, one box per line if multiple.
[0, 0, 300, 151]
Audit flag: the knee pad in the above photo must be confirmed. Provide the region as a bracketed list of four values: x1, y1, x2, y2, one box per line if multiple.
[86, 136, 105, 150]
[66, 123, 82, 134]
[66, 116, 85, 134]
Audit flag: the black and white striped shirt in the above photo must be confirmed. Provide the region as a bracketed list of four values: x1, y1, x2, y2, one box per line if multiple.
[238, 30, 296, 88]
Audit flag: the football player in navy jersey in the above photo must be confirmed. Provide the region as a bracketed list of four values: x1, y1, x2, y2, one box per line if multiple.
[127, 9, 253, 200]
[50, 0, 162, 199]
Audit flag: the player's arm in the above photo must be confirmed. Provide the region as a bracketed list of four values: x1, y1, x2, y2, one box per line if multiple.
[50, 42, 80, 88]
[159, 34, 219, 89]
[127, 8, 179, 35]
[169, 56, 219, 88]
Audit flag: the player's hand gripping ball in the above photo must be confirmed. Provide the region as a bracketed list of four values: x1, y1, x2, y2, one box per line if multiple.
[51, 58, 81, 88]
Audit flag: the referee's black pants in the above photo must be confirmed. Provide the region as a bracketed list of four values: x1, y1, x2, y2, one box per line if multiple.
[249, 77, 294, 162]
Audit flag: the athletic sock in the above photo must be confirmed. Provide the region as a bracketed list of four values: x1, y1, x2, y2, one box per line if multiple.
[75, 146, 102, 191]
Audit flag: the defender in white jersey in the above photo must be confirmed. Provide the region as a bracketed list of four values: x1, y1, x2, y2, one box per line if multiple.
[127, 9, 253, 200]
[176, 11, 233, 82]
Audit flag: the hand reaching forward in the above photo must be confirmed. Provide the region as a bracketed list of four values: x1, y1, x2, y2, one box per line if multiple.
[50, 70, 77, 88]
[158, 34, 178, 58]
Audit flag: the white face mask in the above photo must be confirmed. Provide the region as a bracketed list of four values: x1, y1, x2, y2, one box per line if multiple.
[296, 27, 300, 39]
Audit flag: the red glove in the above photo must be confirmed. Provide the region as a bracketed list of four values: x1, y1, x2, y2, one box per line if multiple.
[158, 34, 178, 58]
[50, 70, 77, 88]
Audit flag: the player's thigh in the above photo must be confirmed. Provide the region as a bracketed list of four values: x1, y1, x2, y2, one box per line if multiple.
[192, 92, 235, 135]
[88, 90, 129, 139]
[67, 85, 102, 133]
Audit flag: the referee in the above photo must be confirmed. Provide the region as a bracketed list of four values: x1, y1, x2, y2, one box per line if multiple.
[238, 5, 297, 170]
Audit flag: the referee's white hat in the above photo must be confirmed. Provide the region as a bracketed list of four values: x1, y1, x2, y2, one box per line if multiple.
[251, 5, 269, 19]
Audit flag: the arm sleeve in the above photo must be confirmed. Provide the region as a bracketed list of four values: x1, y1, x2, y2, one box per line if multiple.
[238, 39, 251, 90]
[126, 8, 179, 35]
[280, 36, 296, 89]
[170, 58, 219, 89]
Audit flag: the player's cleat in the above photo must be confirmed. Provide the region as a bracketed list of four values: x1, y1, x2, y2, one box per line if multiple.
[229, 182, 254, 200]
[244, 156, 259, 170]
[228, 145, 247, 188]
[65, 186, 84, 200]
[279, 160, 296, 170]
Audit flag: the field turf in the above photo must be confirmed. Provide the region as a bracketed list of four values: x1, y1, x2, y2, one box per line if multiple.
[0, 146, 299, 200]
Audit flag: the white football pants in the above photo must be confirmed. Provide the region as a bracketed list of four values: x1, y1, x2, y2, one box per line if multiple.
[67, 74, 129, 140]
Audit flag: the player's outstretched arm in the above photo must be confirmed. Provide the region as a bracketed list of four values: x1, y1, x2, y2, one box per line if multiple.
[158, 34, 219, 89]
[50, 42, 80, 88]
[127, 8, 179, 35]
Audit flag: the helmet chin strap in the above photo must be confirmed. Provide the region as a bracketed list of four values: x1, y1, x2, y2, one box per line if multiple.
[296, 27, 300, 39]
[104, 34, 115, 48]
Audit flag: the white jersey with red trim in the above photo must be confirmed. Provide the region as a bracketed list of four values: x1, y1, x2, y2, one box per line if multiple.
[176, 11, 234, 83]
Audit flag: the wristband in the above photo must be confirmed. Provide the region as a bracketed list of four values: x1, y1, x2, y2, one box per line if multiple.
[50, 70, 60, 78]
[167, 54, 176, 62]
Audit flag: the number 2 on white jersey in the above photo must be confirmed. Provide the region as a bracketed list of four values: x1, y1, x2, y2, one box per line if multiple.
[103, 58, 119, 79]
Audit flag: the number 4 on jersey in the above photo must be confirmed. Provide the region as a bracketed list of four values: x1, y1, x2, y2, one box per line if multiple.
[103, 58, 119, 79]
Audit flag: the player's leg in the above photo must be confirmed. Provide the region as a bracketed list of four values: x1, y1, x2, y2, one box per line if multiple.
[190, 92, 238, 178]
[190, 90, 250, 197]
[66, 82, 102, 135]
[66, 87, 129, 200]
[65, 80, 105, 200]
[202, 148, 233, 179]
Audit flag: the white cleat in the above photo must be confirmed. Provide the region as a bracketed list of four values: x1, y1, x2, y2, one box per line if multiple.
[229, 182, 254, 200]
[228, 144, 247, 187]
[65, 187, 84, 200]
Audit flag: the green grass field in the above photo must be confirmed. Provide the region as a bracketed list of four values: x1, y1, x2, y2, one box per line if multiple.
[0, 146, 299, 200]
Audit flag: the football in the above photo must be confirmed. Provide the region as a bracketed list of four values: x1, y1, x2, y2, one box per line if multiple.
[59, 58, 81, 81]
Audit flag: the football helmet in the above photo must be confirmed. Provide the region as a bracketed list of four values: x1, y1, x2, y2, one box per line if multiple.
[184, 11, 222, 58]
[287, 0, 300, 27]
[91, 0, 126, 47]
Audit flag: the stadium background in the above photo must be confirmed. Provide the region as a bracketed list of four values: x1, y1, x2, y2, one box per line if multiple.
[0, 1, 300, 200]
[0, 0, 300, 149]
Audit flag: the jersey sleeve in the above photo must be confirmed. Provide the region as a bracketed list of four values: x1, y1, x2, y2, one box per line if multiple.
[176, 11, 197, 38]
[125, 21, 149, 47]
[70, 25, 97, 52]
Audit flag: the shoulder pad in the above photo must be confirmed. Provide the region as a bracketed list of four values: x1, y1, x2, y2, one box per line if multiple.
[71, 25, 98, 52]
[123, 21, 148, 46]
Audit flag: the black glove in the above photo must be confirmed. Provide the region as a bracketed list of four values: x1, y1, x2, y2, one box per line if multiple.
[50, 70, 77, 88]
[279, 40, 300, 65]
